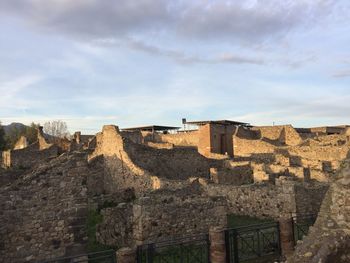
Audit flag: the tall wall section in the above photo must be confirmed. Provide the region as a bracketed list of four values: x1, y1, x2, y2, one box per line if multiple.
[0, 153, 89, 263]
[89, 125, 209, 194]
[287, 158, 350, 263]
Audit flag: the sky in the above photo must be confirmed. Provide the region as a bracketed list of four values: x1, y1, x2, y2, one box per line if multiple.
[0, 0, 350, 134]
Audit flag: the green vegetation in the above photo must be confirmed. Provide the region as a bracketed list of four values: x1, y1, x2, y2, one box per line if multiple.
[4, 122, 39, 150]
[227, 214, 274, 228]
[86, 210, 115, 253]
[0, 122, 6, 151]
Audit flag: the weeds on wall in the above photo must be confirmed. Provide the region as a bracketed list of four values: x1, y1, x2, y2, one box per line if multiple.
[86, 210, 115, 253]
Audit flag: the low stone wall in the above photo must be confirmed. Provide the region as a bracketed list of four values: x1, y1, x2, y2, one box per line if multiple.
[145, 141, 174, 149]
[210, 165, 253, 185]
[233, 136, 278, 157]
[204, 182, 293, 219]
[0, 153, 89, 263]
[9, 144, 58, 168]
[143, 131, 199, 147]
[132, 187, 227, 244]
[252, 125, 302, 146]
[204, 178, 328, 220]
[125, 141, 210, 180]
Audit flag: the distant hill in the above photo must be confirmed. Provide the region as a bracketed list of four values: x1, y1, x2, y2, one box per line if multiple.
[2, 123, 28, 136]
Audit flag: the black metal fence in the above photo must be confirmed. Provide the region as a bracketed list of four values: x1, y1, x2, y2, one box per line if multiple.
[136, 234, 210, 263]
[40, 250, 116, 263]
[292, 214, 317, 245]
[225, 222, 281, 263]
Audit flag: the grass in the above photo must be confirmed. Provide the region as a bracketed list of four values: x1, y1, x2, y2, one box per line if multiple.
[86, 210, 115, 253]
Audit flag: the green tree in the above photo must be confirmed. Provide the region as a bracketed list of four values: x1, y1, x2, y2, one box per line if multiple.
[0, 122, 6, 150]
[25, 122, 39, 144]
[5, 125, 26, 149]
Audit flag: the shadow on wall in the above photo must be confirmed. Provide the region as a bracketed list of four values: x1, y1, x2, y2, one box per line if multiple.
[124, 140, 211, 180]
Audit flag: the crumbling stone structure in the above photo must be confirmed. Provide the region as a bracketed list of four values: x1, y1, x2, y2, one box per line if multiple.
[1, 121, 348, 262]
[0, 153, 89, 263]
[287, 156, 350, 263]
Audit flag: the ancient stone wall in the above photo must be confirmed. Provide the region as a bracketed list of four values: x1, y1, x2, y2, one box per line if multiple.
[88, 125, 156, 193]
[294, 183, 329, 215]
[9, 144, 58, 169]
[13, 136, 28, 150]
[287, 158, 350, 263]
[1, 142, 58, 169]
[233, 136, 278, 157]
[145, 141, 174, 149]
[252, 125, 302, 146]
[204, 178, 327, 220]
[125, 141, 210, 180]
[96, 203, 134, 248]
[132, 187, 227, 244]
[205, 181, 294, 219]
[149, 130, 199, 147]
[0, 153, 89, 263]
[210, 164, 253, 185]
[121, 131, 143, 144]
[89, 125, 208, 194]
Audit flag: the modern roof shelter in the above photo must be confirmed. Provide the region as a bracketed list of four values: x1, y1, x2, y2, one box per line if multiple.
[122, 125, 180, 132]
[185, 120, 250, 126]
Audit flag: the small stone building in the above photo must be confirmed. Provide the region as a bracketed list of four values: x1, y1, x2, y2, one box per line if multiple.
[185, 120, 249, 157]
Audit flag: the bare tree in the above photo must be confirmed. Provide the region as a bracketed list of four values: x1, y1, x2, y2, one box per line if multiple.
[43, 120, 70, 138]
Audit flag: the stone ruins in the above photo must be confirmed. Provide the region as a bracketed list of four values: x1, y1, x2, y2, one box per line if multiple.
[1, 120, 350, 262]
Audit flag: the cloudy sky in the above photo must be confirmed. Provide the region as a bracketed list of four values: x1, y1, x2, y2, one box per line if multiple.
[1, 0, 350, 133]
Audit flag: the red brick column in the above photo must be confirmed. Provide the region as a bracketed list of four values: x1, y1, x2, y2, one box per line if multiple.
[279, 217, 295, 256]
[116, 247, 136, 263]
[209, 226, 227, 263]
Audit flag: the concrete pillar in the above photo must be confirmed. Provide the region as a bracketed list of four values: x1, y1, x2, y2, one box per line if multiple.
[279, 217, 295, 256]
[209, 226, 226, 263]
[116, 247, 136, 263]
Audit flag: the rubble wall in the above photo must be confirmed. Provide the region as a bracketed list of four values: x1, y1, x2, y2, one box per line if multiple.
[287, 158, 350, 263]
[132, 188, 227, 244]
[154, 131, 199, 147]
[9, 143, 58, 169]
[204, 178, 327, 220]
[125, 141, 210, 180]
[0, 153, 89, 263]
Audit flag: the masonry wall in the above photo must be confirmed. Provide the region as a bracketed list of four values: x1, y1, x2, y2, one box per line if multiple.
[294, 183, 329, 215]
[152, 131, 199, 147]
[0, 153, 89, 263]
[287, 158, 350, 263]
[252, 125, 302, 146]
[9, 143, 58, 168]
[132, 187, 227, 244]
[204, 178, 327, 220]
[210, 165, 254, 185]
[125, 141, 210, 180]
[89, 125, 206, 194]
[204, 182, 294, 219]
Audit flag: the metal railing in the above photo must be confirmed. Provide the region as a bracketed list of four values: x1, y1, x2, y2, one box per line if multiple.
[225, 222, 281, 263]
[292, 214, 317, 245]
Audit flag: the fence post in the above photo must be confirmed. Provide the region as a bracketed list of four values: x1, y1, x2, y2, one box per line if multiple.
[116, 247, 136, 263]
[279, 217, 295, 257]
[209, 226, 227, 263]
